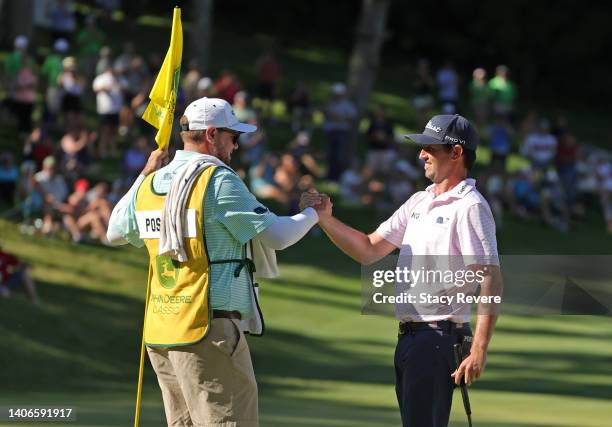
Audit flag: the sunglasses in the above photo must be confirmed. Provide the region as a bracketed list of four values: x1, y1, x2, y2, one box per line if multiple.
[217, 128, 241, 145]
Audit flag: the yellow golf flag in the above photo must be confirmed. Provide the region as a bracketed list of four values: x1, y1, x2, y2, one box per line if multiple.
[142, 7, 183, 149]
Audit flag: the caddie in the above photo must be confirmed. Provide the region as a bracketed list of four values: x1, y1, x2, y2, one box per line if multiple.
[107, 97, 320, 427]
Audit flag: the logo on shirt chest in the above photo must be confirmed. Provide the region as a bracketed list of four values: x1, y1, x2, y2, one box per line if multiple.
[410, 212, 421, 220]
[435, 216, 450, 226]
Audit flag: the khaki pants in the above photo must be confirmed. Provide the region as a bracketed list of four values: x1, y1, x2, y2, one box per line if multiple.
[147, 318, 258, 427]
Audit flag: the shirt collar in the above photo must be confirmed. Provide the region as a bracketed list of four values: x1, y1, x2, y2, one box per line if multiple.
[173, 149, 204, 161]
[426, 178, 476, 201]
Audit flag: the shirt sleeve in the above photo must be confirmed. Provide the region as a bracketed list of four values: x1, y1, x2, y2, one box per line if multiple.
[375, 198, 412, 248]
[456, 202, 499, 266]
[212, 168, 278, 245]
[106, 175, 145, 248]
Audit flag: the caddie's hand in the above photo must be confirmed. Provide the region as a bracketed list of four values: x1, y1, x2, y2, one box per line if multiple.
[452, 348, 487, 386]
[141, 148, 169, 176]
[299, 188, 323, 210]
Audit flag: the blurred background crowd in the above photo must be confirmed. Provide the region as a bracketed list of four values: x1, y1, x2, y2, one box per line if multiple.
[1, 0, 611, 259]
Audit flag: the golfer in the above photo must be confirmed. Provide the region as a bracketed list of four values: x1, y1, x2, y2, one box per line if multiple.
[107, 97, 320, 426]
[302, 114, 502, 427]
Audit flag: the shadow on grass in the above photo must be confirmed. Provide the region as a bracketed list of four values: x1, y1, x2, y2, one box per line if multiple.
[251, 327, 394, 386]
[0, 280, 151, 392]
[481, 349, 612, 401]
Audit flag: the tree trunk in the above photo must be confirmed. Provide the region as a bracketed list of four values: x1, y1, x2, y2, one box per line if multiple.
[347, 0, 391, 118]
[191, 0, 214, 74]
[2, 0, 33, 46]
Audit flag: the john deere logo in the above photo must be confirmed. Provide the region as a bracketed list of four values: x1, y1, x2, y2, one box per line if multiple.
[156, 256, 180, 289]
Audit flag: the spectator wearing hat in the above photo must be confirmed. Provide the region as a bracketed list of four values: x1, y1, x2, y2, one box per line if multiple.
[17, 161, 44, 222]
[92, 65, 123, 157]
[58, 56, 85, 127]
[62, 178, 91, 243]
[3, 36, 30, 88]
[41, 38, 69, 121]
[95, 46, 113, 76]
[232, 91, 257, 123]
[322, 82, 357, 181]
[34, 156, 69, 235]
[11, 54, 39, 134]
[196, 76, 213, 99]
[469, 68, 491, 128]
[436, 60, 459, 112]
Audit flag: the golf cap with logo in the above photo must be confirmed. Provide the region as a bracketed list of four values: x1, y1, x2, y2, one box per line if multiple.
[182, 97, 257, 133]
[404, 114, 479, 150]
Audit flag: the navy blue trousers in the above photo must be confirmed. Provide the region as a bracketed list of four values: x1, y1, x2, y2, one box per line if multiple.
[394, 325, 471, 427]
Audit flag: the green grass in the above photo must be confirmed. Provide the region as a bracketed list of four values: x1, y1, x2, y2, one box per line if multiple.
[0, 215, 611, 426]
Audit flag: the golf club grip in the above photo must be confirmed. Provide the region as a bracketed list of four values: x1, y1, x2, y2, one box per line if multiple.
[454, 343, 473, 417]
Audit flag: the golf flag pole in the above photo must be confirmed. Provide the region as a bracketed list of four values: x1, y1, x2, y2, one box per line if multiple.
[134, 267, 152, 427]
[134, 8, 182, 426]
[142, 6, 183, 149]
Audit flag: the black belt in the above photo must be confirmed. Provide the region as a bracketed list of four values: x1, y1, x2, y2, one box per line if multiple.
[212, 310, 242, 320]
[398, 320, 465, 336]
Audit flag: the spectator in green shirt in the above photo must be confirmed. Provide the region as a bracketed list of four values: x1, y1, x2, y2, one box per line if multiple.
[4, 36, 29, 90]
[488, 65, 517, 119]
[41, 38, 69, 119]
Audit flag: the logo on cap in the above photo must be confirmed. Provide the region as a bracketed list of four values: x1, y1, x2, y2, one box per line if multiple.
[425, 121, 442, 133]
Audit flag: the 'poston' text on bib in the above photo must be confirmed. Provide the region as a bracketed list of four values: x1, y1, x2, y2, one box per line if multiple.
[136, 209, 197, 239]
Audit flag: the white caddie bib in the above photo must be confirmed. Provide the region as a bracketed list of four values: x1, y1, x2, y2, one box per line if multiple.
[135, 209, 197, 239]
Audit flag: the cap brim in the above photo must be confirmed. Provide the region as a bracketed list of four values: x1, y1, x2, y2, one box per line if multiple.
[403, 134, 444, 145]
[226, 122, 257, 133]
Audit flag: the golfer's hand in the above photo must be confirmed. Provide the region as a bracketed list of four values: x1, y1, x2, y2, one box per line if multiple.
[452, 348, 487, 386]
[300, 189, 323, 210]
[142, 148, 169, 176]
[314, 195, 333, 220]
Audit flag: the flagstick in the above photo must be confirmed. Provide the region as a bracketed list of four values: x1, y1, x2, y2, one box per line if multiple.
[134, 267, 153, 427]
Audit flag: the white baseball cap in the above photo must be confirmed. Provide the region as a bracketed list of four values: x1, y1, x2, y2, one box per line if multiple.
[14, 35, 28, 50]
[54, 38, 69, 53]
[183, 97, 257, 133]
[331, 82, 347, 95]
